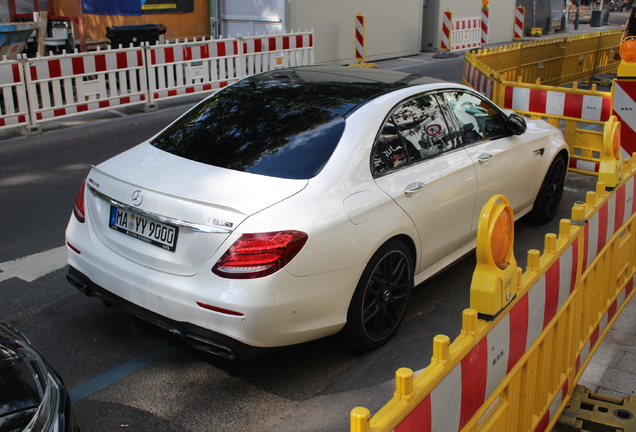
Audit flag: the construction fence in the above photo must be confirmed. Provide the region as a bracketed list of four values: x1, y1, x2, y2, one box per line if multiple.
[348, 29, 636, 431]
[441, 12, 483, 53]
[351, 123, 636, 431]
[0, 30, 314, 136]
[464, 29, 622, 176]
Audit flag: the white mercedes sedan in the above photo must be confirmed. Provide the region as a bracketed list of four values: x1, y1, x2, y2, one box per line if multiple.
[65, 66, 568, 359]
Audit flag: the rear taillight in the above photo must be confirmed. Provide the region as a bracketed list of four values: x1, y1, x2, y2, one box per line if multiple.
[73, 178, 86, 223]
[212, 231, 308, 279]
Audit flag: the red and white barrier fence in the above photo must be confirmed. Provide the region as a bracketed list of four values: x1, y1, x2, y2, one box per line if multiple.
[25, 46, 148, 124]
[451, 15, 481, 51]
[396, 240, 579, 431]
[242, 32, 314, 75]
[503, 86, 612, 122]
[147, 37, 241, 103]
[0, 59, 29, 132]
[463, 61, 493, 100]
[0, 30, 314, 135]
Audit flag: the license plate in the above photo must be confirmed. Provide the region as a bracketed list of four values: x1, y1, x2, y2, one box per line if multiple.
[109, 206, 178, 252]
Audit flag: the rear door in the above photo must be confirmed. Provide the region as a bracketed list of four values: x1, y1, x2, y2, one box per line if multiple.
[372, 93, 478, 273]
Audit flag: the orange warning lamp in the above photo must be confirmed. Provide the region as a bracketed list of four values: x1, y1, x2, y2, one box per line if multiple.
[620, 38, 636, 62]
[618, 37, 636, 77]
[490, 208, 511, 269]
[470, 195, 519, 320]
[599, 116, 623, 190]
[482, 0, 489, 8]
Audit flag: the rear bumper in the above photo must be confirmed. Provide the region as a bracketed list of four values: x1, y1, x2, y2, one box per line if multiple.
[66, 265, 278, 360]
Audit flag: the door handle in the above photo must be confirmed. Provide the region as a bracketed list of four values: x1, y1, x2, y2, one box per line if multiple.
[404, 183, 425, 197]
[478, 154, 493, 164]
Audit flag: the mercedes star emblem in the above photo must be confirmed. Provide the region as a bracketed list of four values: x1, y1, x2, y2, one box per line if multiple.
[132, 190, 143, 206]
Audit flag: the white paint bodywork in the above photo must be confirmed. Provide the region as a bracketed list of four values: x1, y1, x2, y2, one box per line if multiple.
[66, 79, 568, 350]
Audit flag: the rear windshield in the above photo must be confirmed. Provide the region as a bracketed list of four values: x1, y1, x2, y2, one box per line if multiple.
[150, 81, 346, 180]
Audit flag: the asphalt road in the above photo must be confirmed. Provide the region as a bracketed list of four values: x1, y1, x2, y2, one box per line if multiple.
[0, 56, 596, 431]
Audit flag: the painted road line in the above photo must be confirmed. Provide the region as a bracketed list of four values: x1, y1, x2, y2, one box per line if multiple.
[0, 246, 67, 283]
[69, 341, 178, 403]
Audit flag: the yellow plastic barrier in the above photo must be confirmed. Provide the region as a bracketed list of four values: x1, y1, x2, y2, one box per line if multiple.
[350, 158, 636, 431]
[468, 30, 621, 86]
[464, 31, 622, 177]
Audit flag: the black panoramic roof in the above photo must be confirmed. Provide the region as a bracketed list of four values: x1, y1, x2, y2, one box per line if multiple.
[238, 65, 446, 116]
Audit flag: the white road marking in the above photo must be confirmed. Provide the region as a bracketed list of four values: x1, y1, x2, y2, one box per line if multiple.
[0, 246, 67, 283]
[108, 109, 128, 117]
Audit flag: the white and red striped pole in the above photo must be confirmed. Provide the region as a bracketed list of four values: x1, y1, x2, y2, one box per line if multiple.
[441, 10, 452, 52]
[514, 6, 525, 40]
[481, 0, 490, 46]
[354, 13, 365, 62]
[612, 80, 636, 159]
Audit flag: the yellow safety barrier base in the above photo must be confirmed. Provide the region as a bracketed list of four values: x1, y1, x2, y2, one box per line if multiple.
[554, 385, 636, 431]
[351, 154, 636, 431]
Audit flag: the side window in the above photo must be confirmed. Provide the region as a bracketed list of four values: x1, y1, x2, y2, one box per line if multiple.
[442, 91, 507, 145]
[372, 94, 456, 176]
[373, 121, 408, 175]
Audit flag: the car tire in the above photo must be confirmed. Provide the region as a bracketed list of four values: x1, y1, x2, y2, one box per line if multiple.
[340, 239, 413, 350]
[530, 154, 567, 224]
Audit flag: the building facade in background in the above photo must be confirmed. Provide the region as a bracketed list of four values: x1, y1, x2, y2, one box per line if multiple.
[0, 0, 569, 64]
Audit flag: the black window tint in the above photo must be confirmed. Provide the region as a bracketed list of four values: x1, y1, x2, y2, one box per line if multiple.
[442, 91, 507, 144]
[373, 94, 457, 175]
[150, 82, 346, 180]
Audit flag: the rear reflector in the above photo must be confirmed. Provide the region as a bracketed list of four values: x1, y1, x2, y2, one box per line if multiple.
[67, 242, 81, 254]
[196, 302, 244, 317]
[212, 230, 308, 279]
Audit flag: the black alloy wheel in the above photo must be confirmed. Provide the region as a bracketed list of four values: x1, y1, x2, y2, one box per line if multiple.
[530, 155, 567, 224]
[341, 240, 413, 350]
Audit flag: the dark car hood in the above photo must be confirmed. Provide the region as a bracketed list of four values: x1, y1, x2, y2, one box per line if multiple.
[0, 324, 41, 422]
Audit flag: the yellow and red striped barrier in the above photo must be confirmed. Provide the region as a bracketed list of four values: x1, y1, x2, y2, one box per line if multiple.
[463, 30, 623, 177]
[350, 129, 636, 431]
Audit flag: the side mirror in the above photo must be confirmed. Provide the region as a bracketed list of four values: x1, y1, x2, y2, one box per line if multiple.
[507, 113, 527, 135]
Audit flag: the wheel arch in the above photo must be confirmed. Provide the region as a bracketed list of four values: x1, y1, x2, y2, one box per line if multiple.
[391, 233, 417, 266]
[555, 148, 569, 164]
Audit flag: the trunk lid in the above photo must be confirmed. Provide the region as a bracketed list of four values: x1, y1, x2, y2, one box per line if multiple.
[85, 143, 307, 276]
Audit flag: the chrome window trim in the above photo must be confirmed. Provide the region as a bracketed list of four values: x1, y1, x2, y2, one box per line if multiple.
[88, 185, 233, 234]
